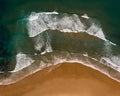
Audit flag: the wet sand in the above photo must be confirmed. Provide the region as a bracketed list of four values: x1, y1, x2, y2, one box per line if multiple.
[0, 63, 120, 96]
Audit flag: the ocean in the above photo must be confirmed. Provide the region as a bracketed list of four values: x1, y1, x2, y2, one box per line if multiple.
[0, 0, 120, 84]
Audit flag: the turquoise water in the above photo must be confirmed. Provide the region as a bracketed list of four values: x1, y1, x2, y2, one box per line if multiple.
[0, 0, 120, 73]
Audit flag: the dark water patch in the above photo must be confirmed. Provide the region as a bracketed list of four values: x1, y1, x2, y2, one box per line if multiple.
[0, 24, 15, 71]
[13, 20, 35, 54]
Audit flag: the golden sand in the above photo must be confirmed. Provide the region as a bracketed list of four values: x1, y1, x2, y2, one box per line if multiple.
[0, 63, 120, 96]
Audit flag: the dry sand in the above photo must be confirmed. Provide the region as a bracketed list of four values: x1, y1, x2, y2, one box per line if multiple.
[0, 63, 120, 96]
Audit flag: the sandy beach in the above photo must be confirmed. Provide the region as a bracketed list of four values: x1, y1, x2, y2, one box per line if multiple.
[0, 63, 120, 96]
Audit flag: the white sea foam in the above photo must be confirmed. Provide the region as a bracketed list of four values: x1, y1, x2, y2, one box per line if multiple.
[27, 11, 108, 42]
[11, 52, 35, 72]
[101, 56, 120, 72]
[32, 31, 53, 54]
[81, 14, 90, 19]
[86, 23, 105, 40]
[29, 11, 59, 21]
[27, 12, 85, 37]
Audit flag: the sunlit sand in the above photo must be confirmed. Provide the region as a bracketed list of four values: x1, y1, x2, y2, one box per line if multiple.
[0, 63, 120, 96]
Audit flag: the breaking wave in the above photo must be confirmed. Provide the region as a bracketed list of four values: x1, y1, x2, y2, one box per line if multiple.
[27, 11, 105, 40]
[0, 11, 120, 85]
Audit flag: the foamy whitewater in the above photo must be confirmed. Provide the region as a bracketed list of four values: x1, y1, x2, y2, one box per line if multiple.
[27, 11, 105, 39]
[0, 11, 120, 85]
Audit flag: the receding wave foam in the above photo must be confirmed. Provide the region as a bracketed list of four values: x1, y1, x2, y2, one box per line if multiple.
[0, 11, 120, 85]
[11, 52, 35, 72]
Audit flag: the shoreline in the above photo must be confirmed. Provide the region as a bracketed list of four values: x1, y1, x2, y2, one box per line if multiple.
[0, 62, 120, 96]
[0, 59, 120, 85]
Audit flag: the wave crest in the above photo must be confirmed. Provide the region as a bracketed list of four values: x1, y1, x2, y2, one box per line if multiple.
[27, 11, 106, 41]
